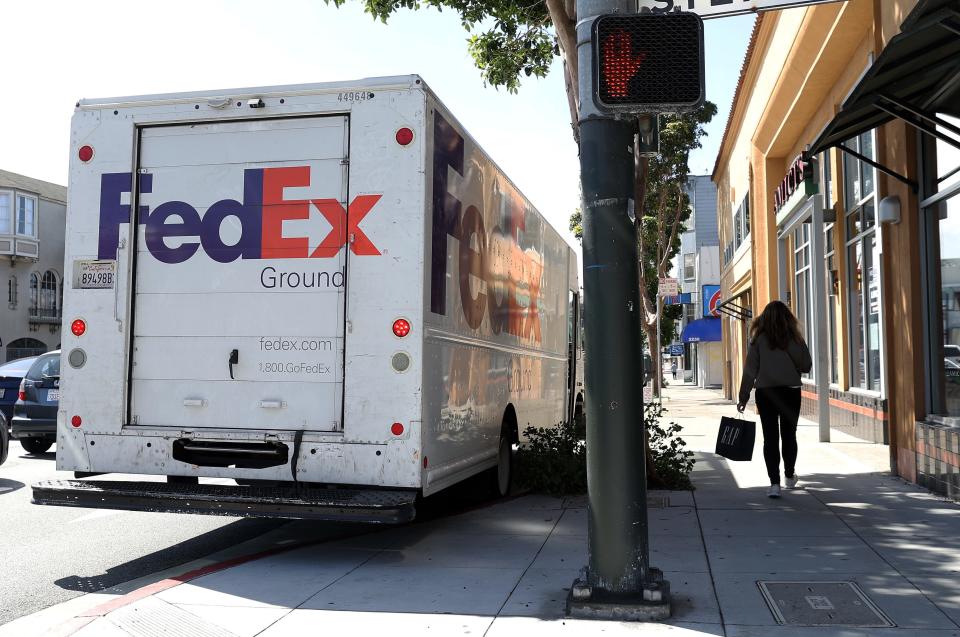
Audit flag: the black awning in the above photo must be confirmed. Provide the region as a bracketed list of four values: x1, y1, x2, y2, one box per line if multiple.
[809, 0, 960, 156]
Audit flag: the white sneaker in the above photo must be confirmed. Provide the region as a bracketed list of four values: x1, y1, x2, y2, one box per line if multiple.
[767, 485, 782, 498]
[785, 475, 799, 489]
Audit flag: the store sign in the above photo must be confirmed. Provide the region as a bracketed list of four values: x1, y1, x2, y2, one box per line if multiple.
[638, 0, 845, 19]
[774, 155, 817, 214]
[702, 285, 722, 318]
[669, 343, 685, 356]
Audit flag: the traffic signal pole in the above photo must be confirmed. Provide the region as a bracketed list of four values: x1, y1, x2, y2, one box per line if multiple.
[566, 0, 671, 621]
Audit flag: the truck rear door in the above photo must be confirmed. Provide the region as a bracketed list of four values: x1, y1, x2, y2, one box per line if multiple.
[129, 116, 348, 432]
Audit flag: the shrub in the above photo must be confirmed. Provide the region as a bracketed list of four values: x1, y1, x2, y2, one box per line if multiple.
[645, 400, 695, 490]
[514, 401, 695, 494]
[515, 420, 587, 495]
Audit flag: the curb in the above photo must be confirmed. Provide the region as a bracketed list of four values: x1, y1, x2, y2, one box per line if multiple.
[48, 526, 365, 636]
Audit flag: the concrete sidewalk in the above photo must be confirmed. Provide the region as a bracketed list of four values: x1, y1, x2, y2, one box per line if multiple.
[8, 384, 960, 636]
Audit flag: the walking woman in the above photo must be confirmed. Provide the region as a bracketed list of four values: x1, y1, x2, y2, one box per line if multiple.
[736, 301, 812, 498]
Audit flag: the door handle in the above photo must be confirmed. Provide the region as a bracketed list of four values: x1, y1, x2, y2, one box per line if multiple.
[228, 349, 239, 379]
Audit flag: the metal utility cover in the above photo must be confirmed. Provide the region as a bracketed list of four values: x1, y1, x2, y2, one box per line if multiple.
[758, 581, 895, 627]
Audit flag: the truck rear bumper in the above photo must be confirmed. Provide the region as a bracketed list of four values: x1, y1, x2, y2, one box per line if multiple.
[32, 480, 417, 524]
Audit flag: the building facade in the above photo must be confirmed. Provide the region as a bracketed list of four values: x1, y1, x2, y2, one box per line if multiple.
[715, 0, 960, 494]
[677, 175, 723, 387]
[0, 169, 67, 362]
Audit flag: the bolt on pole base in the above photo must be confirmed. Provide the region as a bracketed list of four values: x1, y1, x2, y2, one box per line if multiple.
[566, 570, 672, 621]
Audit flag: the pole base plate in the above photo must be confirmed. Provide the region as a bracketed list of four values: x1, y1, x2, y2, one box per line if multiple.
[566, 577, 672, 621]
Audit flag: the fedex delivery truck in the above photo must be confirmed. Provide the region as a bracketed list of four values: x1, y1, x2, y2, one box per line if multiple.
[33, 76, 582, 523]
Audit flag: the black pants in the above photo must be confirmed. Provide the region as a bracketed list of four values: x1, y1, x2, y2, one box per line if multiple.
[755, 386, 801, 485]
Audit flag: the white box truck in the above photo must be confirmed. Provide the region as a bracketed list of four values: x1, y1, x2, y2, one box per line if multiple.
[33, 76, 582, 523]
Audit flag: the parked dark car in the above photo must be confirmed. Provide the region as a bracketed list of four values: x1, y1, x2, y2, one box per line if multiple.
[0, 355, 40, 425]
[12, 350, 59, 455]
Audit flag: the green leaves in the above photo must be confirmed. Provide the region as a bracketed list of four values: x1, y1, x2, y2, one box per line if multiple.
[323, 0, 557, 92]
[645, 401, 695, 490]
[568, 207, 582, 241]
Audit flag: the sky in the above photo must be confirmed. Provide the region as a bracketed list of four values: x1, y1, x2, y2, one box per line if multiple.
[0, 0, 754, 258]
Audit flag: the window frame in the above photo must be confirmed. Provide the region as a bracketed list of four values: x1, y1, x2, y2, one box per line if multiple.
[683, 253, 696, 281]
[16, 193, 38, 238]
[0, 190, 12, 235]
[793, 224, 814, 380]
[920, 114, 960, 421]
[843, 130, 881, 394]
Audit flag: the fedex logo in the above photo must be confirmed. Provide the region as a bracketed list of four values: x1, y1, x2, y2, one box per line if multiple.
[98, 167, 381, 263]
[431, 113, 542, 344]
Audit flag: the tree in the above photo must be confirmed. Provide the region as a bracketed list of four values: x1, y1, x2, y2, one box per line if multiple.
[634, 104, 717, 394]
[322, 0, 581, 140]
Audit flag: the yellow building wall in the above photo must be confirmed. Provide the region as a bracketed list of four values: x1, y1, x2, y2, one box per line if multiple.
[715, 0, 924, 477]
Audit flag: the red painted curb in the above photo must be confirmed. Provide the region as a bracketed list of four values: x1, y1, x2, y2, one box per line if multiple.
[59, 528, 366, 634]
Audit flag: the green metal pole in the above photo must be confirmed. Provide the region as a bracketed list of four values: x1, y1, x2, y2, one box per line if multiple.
[580, 118, 650, 592]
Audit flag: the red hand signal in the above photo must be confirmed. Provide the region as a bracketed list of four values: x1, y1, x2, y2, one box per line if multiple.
[602, 29, 646, 98]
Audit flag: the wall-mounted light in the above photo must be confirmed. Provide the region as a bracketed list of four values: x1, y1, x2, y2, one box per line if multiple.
[879, 196, 901, 225]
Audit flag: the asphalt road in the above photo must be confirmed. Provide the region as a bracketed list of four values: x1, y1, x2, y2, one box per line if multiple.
[0, 441, 287, 626]
[0, 440, 505, 627]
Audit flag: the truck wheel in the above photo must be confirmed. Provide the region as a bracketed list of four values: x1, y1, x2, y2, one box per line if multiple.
[573, 395, 585, 438]
[492, 433, 512, 498]
[20, 438, 52, 455]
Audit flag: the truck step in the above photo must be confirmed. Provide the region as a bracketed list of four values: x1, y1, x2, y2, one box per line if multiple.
[32, 480, 417, 524]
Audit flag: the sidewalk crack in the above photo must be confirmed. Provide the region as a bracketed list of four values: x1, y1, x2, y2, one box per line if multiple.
[482, 508, 564, 636]
[692, 489, 728, 636]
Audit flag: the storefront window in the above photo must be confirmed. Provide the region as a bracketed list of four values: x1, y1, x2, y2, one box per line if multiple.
[825, 224, 839, 385]
[823, 152, 838, 384]
[927, 114, 960, 417]
[793, 225, 813, 379]
[843, 131, 880, 392]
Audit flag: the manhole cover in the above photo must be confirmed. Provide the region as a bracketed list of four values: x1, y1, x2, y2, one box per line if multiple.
[757, 581, 895, 627]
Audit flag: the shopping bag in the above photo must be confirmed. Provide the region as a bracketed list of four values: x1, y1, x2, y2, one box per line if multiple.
[715, 416, 756, 461]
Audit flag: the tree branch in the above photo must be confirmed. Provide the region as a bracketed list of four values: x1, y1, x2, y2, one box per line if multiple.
[562, 61, 580, 145]
[545, 0, 578, 135]
[658, 187, 684, 274]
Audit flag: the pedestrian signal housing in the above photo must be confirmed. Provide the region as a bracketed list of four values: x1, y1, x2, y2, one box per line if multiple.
[592, 12, 705, 114]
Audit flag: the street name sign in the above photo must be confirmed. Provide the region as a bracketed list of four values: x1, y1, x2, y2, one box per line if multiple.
[637, 0, 845, 19]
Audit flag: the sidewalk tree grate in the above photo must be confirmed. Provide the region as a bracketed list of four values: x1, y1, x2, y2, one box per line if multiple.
[758, 581, 895, 627]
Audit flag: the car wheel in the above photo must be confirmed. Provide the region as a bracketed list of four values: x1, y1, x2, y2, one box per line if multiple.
[20, 437, 52, 455]
[0, 418, 8, 466]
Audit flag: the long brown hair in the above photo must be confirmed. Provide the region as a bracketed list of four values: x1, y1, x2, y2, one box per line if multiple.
[749, 300, 804, 350]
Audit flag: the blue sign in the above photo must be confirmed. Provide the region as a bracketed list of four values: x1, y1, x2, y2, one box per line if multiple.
[663, 292, 692, 306]
[702, 285, 722, 318]
[669, 343, 684, 356]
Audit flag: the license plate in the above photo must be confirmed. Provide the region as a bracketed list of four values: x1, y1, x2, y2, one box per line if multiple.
[74, 259, 116, 289]
[47, 389, 60, 401]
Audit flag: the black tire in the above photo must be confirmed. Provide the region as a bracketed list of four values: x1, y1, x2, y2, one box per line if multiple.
[573, 395, 585, 438]
[491, 430, 513, 498]
[19, 438, 52, 455]
[0, 417, 8, 466]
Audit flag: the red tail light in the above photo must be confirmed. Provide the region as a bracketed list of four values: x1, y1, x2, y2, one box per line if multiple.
[392, 318, 411, 338]
[395, 127, 414, 146]
[71, 415, 82, 428]
[78, 145, 94, 162]
[18, 379, 25, 402]
[391, 422, 404, 436]
[71, 319, 86, 336]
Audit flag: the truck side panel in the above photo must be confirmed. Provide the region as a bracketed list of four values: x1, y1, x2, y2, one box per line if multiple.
[421, 97, 572, 495]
